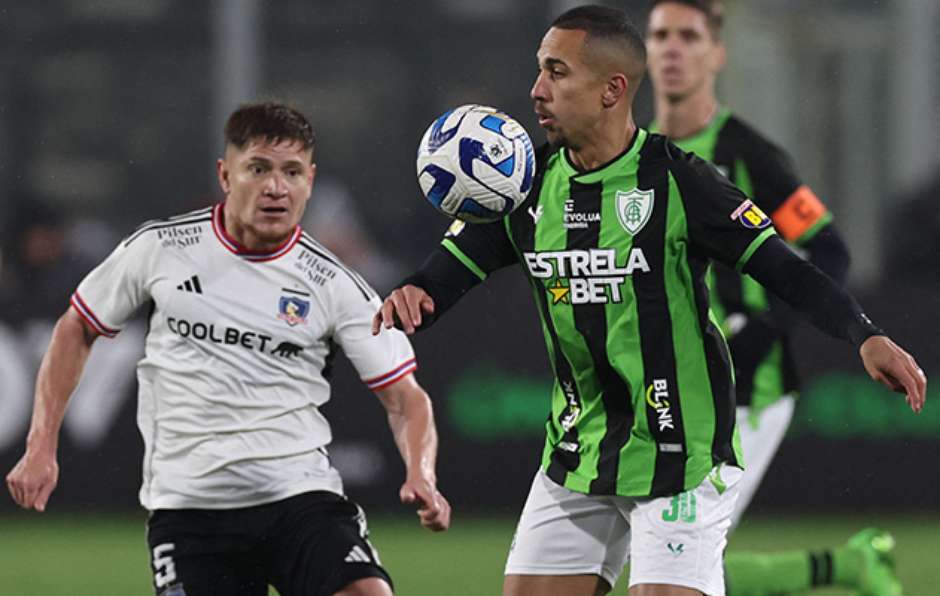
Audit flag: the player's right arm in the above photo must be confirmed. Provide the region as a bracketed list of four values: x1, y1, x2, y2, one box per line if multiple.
[6, 309, 98, 512]
[7, 224, 153, 511]
[373, 218, 517, 335]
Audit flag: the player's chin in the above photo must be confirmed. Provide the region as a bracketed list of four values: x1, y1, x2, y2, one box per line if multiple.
[254, 221, 297, 243]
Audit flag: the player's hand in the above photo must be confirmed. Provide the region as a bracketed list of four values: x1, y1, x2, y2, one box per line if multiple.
[400, 476, 451, 532]
[372, 285, 435, 336]
[859, 335, 927, 413]
[6, 449, 59, 512]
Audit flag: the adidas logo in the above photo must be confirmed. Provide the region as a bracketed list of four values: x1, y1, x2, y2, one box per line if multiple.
[176, 275, 203, 294]
[344, 545, 371, 564]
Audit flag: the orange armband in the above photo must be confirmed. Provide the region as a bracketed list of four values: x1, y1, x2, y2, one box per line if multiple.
[770, 185, 829, 242]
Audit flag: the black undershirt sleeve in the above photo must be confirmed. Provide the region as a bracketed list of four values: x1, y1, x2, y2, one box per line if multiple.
[398, 246, 484, 331]
[742, 235, 882, 347]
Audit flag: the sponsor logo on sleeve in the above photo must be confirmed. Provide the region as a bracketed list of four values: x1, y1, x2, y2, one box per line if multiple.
[730, 199, 771, 229]
[445, 219, 466, 238]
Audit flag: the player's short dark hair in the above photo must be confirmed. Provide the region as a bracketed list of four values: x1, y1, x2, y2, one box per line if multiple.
[224, 101, 316, 158]
[551, 5, 647, 72]
[647, 0, 725, 39]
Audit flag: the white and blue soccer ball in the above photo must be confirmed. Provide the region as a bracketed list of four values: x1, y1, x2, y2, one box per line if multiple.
[416, 104, 536, 223]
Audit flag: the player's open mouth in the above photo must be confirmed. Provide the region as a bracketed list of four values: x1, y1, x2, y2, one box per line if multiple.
[259, 206, 289, 216]
[535, 110, 555, 128]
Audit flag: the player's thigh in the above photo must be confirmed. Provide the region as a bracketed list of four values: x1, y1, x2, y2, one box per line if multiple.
[505, 470, 629, 590]
[147, 509, 266, 596]
[628, 464, 743, 596]
[504, 573, 612, 596]
[264, 492, 392, 596]
[629, 583, 703, 596]
[732, 396, 795, 523]
[333, 576, 393, 596]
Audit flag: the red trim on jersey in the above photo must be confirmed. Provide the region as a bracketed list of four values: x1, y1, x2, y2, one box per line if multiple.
[211, 203, 301, 262]
[365, 358, 418, 391]
[70, 293, 119, 338]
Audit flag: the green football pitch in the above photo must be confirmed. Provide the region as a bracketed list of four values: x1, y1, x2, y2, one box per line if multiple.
[0, 513, 936, 594]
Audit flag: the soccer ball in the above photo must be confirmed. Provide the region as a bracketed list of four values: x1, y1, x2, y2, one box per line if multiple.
[416, 104, 535, 223]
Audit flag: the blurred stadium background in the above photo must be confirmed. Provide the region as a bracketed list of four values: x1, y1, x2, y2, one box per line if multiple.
[1, 0, 938, 594]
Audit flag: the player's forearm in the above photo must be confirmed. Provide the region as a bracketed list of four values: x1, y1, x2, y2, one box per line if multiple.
[26, 310, 97, 453]
[743, 237, 881, 346]
[386, 388, 438, 482]
[802, 224, 851, 285]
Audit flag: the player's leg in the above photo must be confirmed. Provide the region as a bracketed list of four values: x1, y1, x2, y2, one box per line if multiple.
[264, 491, 393, 596]
[724, 529, 901, 596]
[723, 397, 901, 595]
[629, 585, 701, 595]
[503, 470, 629, 596]
[146, 509, 267, 596]
[333, 577, 393, 596]
[729, 396, 795, 529]
[628, 463, 743, 596]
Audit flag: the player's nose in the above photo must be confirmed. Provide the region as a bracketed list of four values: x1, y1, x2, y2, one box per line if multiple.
[530, 72, 550, 102]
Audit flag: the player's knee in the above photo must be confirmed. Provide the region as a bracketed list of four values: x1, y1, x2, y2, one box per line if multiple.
[333, 576, 393, 596]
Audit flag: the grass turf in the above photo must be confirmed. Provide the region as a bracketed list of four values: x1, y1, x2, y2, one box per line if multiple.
[0, 513, 936, 594]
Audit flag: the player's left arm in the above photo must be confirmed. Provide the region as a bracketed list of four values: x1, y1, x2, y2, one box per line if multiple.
[736, 136, 852, 344]
[673, 149, 925, 413]
[375, 374, 451, 532]
[741, 238, 925, 413]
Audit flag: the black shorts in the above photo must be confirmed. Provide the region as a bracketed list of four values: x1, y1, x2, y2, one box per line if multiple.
[146, 491, 392, 596]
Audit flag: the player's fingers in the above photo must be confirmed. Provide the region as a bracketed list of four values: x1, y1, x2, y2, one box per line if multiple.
[888, 362, 921, 413]
[388, 292, 416, 335]
[371, 310, 383, 335]
[399, 485, 418, 505]
[35, 481, 55, 512]
[419, 293, 435, 316]
[905, 361, 926, 413]
[424, 496, 451, 532]
[403, 288, 427, 328]
[6, 474, 23, 507]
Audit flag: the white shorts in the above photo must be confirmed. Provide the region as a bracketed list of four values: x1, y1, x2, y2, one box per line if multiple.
[731, 395, 795, 528]
[505, 466, 742, 595]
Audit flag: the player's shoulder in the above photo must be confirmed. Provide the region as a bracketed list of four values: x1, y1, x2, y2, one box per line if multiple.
[720, 113, 793, 161]
[295, 231, 377, 303]
[122, 205, 215, 248]
[645, 132, 718, 179]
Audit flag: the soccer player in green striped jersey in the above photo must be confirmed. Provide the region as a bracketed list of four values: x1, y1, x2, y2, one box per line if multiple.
[645, 2, 902, 594]
[374, 5, 926, 596]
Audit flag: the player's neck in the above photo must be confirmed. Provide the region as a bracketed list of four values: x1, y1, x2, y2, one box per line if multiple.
[567, 114, 638, 172]
[655, 89, 719, 140]
[221, 206, 291, 253]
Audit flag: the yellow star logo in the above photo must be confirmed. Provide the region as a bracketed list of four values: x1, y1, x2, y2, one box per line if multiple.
[547, 279, 570, 304]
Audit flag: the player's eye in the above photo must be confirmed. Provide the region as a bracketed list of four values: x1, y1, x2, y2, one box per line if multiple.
[249, 164, 266, 175]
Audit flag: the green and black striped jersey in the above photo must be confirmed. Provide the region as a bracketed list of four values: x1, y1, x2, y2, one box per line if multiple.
[439, 129, 779, 498]
[652, 108, 842, 412]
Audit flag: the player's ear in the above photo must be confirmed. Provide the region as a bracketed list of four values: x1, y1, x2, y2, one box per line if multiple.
[217, 158, 230, 195]
[308, 162, 317, 187]
[710, 42, 727, 74]
[602, 73, 628, 108]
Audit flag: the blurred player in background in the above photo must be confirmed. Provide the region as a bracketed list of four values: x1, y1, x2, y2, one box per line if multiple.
[646, 1, 900, 594]
[6, 101, 450, 596]
[374, 5, 924, 595]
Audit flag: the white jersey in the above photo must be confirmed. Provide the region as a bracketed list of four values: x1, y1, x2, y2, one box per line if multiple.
[71, 204, 416, 510]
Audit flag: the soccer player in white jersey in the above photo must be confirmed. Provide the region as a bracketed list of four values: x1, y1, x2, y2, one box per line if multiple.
[6, 102, 450, 596]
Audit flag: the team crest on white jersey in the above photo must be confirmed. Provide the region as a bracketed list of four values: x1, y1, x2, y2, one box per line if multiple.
[616, 188, 654, 236]
[278, 293, 310, 326]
